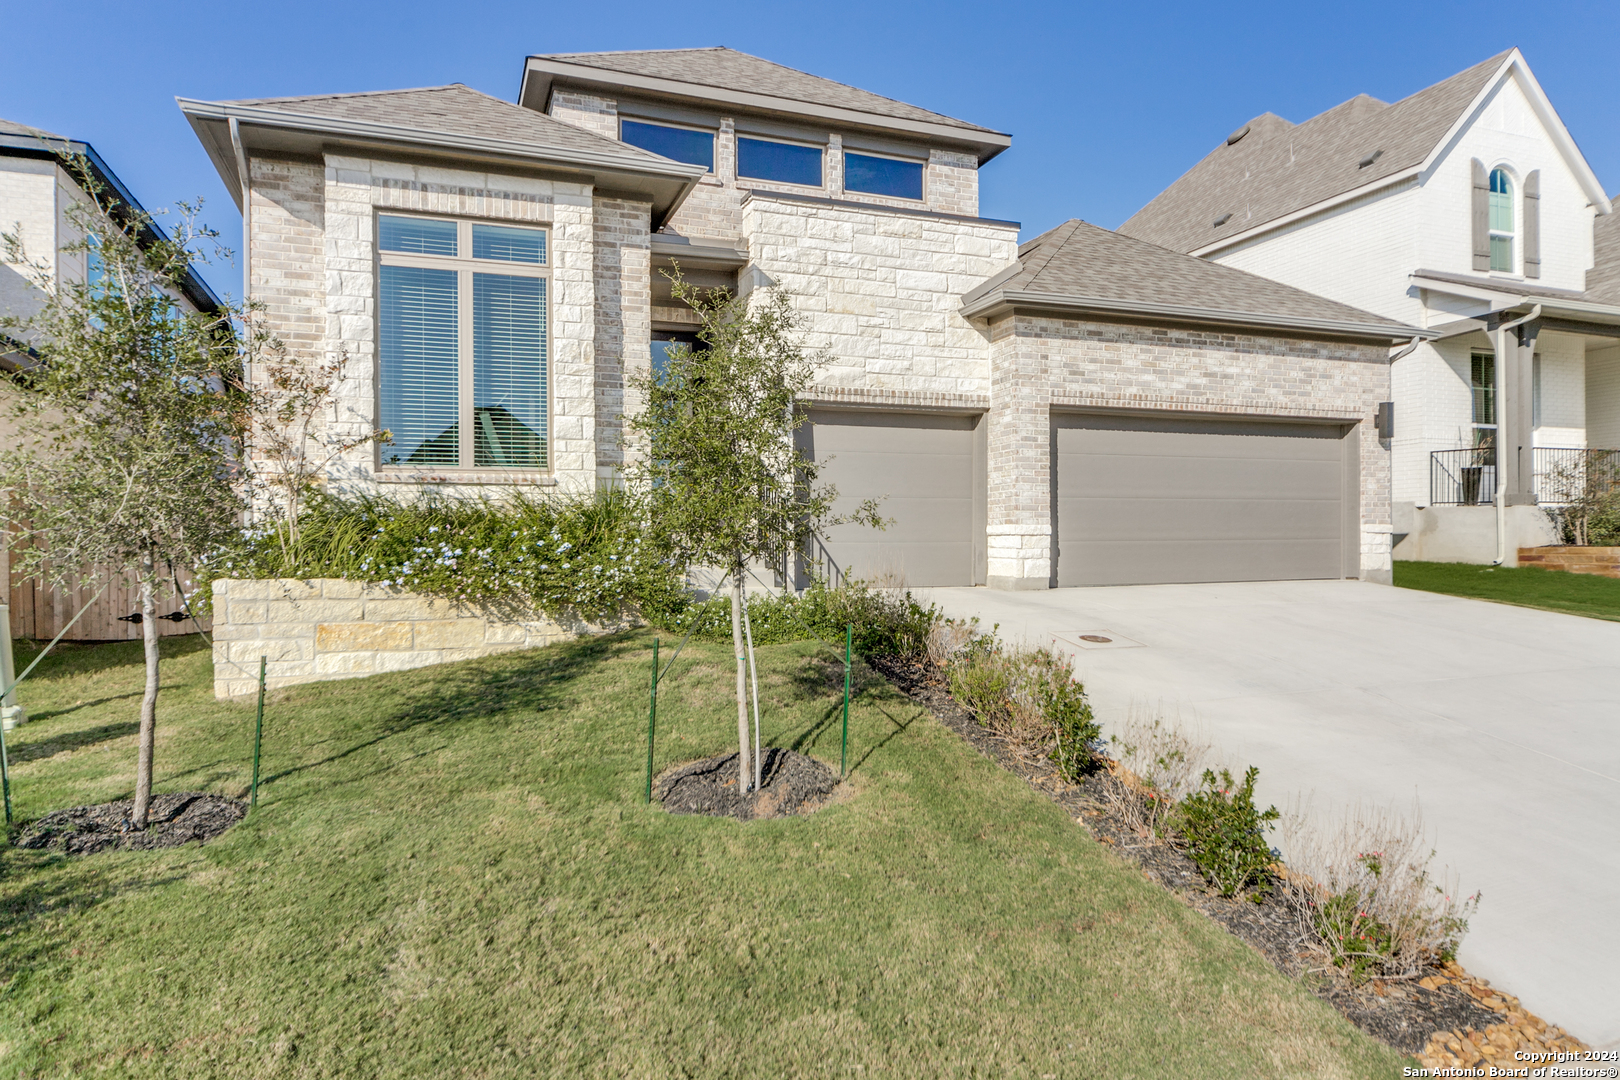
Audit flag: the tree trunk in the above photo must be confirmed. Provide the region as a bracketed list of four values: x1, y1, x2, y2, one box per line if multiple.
[131, 554, 160, 828]
[729, 567, 752, 793]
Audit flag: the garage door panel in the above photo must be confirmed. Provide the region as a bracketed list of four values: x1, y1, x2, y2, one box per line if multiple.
[802, 409, 983, 587]
[1056, 413, 1353, 587]
[1064, 496, 1344, 542]
[1074, 540, 1347, 585]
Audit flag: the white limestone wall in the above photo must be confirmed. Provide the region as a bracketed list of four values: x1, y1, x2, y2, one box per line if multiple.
[741, 194, 1018, 400]
[1419, 69, 1597, 293]
[1212, 181, 1424, 326]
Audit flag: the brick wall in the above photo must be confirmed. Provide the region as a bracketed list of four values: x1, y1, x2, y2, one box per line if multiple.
[210, 578, 584, 699]
[985, 314, 1392, 587]
[1587, 345, 1620, 449]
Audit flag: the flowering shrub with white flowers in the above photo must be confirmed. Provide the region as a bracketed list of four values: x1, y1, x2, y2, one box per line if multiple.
[201, 489, 686, 622]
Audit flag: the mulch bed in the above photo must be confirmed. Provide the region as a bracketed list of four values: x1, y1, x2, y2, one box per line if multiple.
[657, 748, 841, 821]
[16, 793, 246, 856]
[866, 653, 1508, 1055]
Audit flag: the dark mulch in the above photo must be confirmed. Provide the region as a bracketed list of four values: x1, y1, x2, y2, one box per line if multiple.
[866, 653, 1500, 1055]
[16, 793, 247, 856]
[657, 748, 841, 821]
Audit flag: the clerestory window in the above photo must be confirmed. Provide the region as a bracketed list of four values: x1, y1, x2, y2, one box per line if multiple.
[376, 213, 550, 471]
[1489, 169, 1514, 272]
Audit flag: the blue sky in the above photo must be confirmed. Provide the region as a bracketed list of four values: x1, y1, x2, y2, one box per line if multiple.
[7, 0, 1618, 301]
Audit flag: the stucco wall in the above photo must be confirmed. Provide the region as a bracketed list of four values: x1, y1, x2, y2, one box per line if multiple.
[985, 315, 1392, 587]
[210, 578, 582, 699]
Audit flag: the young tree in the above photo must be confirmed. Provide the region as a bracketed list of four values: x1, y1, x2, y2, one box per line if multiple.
[237, 339, 389, 562]
[1, 159, 249, 827]
[625, 274, 881, 793]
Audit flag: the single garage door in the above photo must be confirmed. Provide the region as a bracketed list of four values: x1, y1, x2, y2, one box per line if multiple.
[797, 409, 985, 587]
[1055, 412, 1358, 587]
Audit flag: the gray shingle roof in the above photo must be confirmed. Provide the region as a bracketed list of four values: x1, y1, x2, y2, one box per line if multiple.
[535, 47, 1001, 136]
[217, 84, 677, 166]
[1119, 52, 1510, 254]
[0, 117, 66, 140]
[964, 219, 1415, 339]
[1587, 203, 1620, 306]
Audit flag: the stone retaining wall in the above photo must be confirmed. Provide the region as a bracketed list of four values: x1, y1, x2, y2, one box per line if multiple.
[1516, 546, 1620, 579]
[211, 579, 581, 699]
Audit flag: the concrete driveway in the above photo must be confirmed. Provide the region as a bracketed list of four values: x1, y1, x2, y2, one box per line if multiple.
[916, 580, 1620, 1048]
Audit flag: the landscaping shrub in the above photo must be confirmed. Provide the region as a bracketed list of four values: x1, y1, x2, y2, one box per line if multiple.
[203, 488, 686, 622]
[1101, 706, 1212, 838]
[658, 577, 940, 657]
[944, 636, 1100, 776]
[1277, 801, 1480, 982]
[1172, 765, 1281, 898]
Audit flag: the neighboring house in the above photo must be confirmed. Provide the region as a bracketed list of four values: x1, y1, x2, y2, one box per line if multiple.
[179, 47, 1414, 596]
[1119, 49, 1620, 562]
[1, 118, 221, 640]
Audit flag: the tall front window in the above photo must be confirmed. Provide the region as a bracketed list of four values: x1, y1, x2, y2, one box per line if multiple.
[1471, 352, 1496, 447]
[1489, 168, 1514, 272]
[377, 214, 549, 470]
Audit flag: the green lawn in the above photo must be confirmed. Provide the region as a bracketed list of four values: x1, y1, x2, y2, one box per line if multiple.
[0, 632, 1406, 1078]
[1394, 559, 1620, 621]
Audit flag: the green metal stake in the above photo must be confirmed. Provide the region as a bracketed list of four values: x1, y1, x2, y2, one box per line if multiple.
[841, 624, 852, 778]
[645, 638, 659, 803]
[250, 656, 266, 812]
[0, 715, 11, 829]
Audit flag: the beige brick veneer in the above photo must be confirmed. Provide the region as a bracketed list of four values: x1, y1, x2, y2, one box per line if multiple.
[210, 578, 588, 699]
[984, 315, 1393, 588]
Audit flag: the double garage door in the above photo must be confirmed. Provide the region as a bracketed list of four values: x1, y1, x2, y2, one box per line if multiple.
[801, 408, 1359, 588]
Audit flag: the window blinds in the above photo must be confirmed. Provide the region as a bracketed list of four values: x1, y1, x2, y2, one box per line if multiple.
[380, 264, 460, 465]
[473, 273, 547, 468]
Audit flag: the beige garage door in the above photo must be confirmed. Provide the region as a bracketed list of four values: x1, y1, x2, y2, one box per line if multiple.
[1055, 412, 1359, 587]
[797, 409, 985, 587]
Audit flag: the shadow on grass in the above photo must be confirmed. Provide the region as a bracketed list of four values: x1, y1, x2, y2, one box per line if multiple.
[9, 721, 141, 763]
[0, 861, 189, 982]
[777, 654, 924, 776]
[257, 631, 644, 795]
[10, 634, 211, 684]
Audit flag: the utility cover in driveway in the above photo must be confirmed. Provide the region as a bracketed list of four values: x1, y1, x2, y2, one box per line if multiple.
[799, 408, 985, 587]
[1054, 412, 1357, 586]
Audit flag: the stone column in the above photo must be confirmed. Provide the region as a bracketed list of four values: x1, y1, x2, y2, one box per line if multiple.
[985, 317, 1051, 589]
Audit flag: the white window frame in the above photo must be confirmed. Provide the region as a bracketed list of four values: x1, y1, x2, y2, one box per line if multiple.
[1488, 165, 1517, 275]
[841, 146, 928, 203]
[374, 212, 552, 474]
[735, 133, 825, 190]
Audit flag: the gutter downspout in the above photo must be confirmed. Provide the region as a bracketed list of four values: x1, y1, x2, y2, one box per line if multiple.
[229, 117, 249, 310]
[1490, 304, 1542, 566]
[1389, 335, 1422, 362]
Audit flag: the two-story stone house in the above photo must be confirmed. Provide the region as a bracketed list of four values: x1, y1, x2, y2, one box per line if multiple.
[1120, 49, 1620, 562]
[179, 48, 1415, 591]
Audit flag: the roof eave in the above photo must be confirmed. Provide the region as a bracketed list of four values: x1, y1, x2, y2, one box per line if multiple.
[177, 97, 707, 228]
[961, 288, 1424, 343]
[519, 56, 1012, 164]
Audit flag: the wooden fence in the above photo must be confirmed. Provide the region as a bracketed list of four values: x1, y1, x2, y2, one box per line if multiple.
[4, 550, 209, 642]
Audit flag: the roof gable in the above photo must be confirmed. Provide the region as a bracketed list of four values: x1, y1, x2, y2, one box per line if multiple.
[964, 218, 1414, 340]
[1119, 51, 1513, 254]
[532, 47, 1000, 135]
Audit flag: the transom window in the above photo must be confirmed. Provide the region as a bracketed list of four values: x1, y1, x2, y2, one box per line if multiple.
[1488, 168, 1514, 272]
[844, 151, 925, 201]
[620, 119, 714, 171]
[376, 214, 549, 471]
[737, 136, 823, 187]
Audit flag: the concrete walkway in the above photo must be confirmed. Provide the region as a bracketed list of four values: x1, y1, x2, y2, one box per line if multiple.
[915, 580, 1620, 1049]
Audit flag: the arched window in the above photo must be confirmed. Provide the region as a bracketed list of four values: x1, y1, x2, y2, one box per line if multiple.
[1489, 168, 1514, 272]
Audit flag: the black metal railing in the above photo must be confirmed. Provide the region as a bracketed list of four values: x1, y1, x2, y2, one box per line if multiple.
[1431, 446, 1620, 505]
[1533, 447, 1620, 506]
[1430, 446, 1496, 506]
